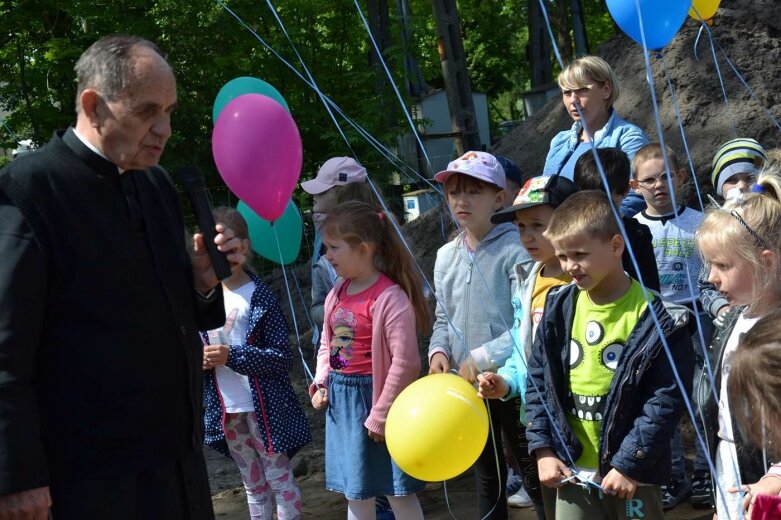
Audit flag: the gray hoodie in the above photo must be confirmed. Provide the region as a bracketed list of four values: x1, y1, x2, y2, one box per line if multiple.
[428, 222, 530, 369]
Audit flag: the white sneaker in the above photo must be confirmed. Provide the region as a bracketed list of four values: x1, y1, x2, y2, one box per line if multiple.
[507, 487, 533, 508]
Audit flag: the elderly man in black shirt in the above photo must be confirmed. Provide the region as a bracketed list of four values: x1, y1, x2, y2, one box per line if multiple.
[0, 34, 243, 519]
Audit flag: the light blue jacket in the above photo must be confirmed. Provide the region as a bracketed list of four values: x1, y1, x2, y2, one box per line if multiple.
[542, 109, 649, 177]
[428, 223, 530, 369]
[544, 110, 649, 215]
[472, 260, 546, 424]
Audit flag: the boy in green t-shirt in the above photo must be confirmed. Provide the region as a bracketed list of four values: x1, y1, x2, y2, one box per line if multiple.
[524, 191, 694, 520]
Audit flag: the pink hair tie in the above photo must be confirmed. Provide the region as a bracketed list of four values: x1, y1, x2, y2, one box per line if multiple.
[377, 212, 385, 221]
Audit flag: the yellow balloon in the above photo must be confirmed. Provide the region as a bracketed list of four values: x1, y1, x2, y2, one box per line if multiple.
[688, 0, 721, 21]
[385, 373, 489, 482]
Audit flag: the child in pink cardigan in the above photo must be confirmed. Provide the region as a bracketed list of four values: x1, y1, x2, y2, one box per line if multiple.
[309, 201, 432, 520]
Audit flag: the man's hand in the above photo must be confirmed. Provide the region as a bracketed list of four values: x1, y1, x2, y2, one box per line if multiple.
[311, 387, 328, 410]
[203, 345, 229, 368]
[476, 372, 509, 399]
[536, 448, 573, 488]
[602, 468, 639, 500]
[428, 352, 450, 374]
[192, 223, 245, 293]
[0, 486, 51, 520]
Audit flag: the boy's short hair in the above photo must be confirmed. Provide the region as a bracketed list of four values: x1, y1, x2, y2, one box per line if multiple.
[544, 190, 620, 244]
[557, 56, 620, 110]
[631, 143, 681, 177]
[573, 148, 630, 195]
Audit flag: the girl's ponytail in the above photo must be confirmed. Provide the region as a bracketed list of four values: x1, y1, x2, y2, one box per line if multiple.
[375, 210, 433, 333]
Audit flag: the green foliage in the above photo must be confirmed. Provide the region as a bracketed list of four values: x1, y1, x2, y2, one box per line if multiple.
[0, 0, 615, 200]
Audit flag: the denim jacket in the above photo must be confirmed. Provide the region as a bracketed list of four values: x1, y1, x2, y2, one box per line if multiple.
[542, 110, 649, 177]
[543, 110, 649, 216]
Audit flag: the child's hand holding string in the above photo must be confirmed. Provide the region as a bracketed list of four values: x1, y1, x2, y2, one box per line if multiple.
[311, 387, 328, 410]
[535, 448, 573, 488]
[458, 357, 479, 382]
[203, 345, 229, 369]
[601, 468, 638, 500]
[368, 430, 385, 443]
[476, 372, 509, 399]
[428, 352, 450, 374]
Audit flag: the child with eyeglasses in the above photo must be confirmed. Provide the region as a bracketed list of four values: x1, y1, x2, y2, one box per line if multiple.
[631, 143, 706, 510]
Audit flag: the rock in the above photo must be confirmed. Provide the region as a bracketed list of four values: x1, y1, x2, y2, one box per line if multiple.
[291, 452, 309, 478]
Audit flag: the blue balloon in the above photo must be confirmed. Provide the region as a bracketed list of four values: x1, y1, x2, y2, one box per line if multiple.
[606, 0, 691, 50]
[213, 76, 290, 125]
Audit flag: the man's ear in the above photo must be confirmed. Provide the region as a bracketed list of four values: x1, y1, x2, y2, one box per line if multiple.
[80, 89, 103, 128]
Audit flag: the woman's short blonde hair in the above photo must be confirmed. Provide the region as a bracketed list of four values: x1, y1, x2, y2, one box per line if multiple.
[558, 55, 620, 110]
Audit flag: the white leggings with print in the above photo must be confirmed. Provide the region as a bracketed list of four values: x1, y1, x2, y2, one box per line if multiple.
[224, 412, 301, 520]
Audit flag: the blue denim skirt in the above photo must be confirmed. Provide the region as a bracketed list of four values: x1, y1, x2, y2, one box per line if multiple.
[325, 372, 425, 499]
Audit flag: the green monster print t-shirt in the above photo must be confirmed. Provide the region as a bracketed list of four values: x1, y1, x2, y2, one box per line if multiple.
[567, 279, 651, 469]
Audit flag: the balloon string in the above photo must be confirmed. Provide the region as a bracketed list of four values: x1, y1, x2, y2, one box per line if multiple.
[246, 0, 468, 369]
[213, 0, 443, 198]
[351, 0, 435, 175]
[658, 53, 722, 415]
[262, 0, 446, 198]
[1, 118, 19, 142]
[534, 1, 737, 512]
[271, 224, 317, 385]
[633, 2, 738, 516]
[700, 19, 781, 134]
[658, 53, 704, 211]
[254, 0, 461, 324]
[691, 5, 736, 138]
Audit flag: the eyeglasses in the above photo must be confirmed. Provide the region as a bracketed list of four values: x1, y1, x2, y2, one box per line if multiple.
[561, 85, 595, 97]
[634, 172, 673, 189]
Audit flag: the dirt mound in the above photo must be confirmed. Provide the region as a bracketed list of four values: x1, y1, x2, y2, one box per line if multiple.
[493, 0, 781, 195]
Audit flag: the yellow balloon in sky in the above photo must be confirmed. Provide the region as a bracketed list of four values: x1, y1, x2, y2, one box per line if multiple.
[385, 373, 489, 482]
[689, 0, 721, 21]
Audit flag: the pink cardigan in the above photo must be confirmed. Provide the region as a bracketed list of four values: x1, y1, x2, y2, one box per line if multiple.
[308, 280, 421, 435]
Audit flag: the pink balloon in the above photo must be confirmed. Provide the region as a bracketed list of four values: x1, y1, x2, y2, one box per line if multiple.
[212, 93, 303, 221]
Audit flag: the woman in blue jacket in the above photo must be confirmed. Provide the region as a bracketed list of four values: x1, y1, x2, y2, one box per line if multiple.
[543, 55, 649, 216]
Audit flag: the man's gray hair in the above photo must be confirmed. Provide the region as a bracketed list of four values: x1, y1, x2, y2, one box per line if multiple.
[74, 34, 168, 113]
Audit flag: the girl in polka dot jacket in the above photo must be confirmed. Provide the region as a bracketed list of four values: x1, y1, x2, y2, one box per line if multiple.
[309, 201, 432, 520]
[202, 207, 310, 520]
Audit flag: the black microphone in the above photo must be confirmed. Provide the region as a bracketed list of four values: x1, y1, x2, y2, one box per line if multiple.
[178, 165, 233, 281]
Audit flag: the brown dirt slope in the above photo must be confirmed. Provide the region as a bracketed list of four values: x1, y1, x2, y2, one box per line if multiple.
[492, 0, 781, 193]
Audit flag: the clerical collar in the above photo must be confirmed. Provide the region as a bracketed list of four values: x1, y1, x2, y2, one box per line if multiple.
[71, 127, 109, 161]
[61, 127, 123, 177]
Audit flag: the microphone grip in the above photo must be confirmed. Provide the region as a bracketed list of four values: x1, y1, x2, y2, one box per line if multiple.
[178, 166, 233, 282]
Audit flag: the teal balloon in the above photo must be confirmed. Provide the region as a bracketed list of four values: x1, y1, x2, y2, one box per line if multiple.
[237, 200, 302, 265]
[213, 76, 290, 124]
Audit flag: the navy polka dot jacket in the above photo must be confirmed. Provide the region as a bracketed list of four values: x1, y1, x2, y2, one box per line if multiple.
[203, 271, 311, 457]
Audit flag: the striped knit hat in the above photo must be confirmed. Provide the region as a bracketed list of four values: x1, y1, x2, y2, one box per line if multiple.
[711, 138, 767, 196]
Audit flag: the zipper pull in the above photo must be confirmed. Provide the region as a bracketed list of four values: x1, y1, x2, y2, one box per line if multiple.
[467, 262, 473, 284]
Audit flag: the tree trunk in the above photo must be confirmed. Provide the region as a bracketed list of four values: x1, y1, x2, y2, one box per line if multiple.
[431, 0, 481, 156]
